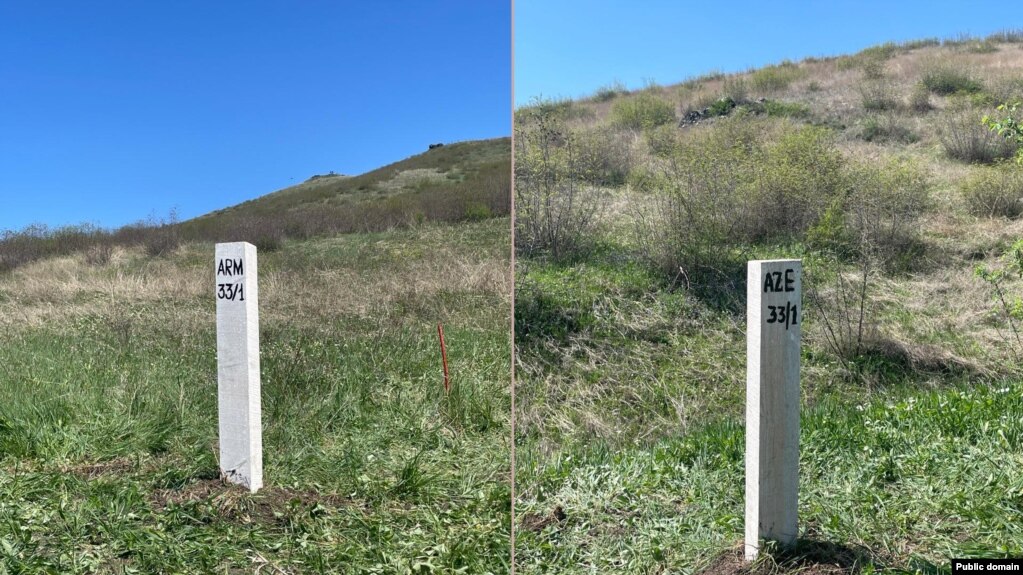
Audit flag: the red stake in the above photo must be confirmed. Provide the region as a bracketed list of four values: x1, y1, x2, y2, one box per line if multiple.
[437, 323, 450, 395]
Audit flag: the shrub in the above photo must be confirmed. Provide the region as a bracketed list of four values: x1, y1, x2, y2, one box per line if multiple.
[636, 118, 845, 283]
[861, 57, 886, 80]
[807, 158, 929, 368]
[859, 114, 917, 144]
[593, 81, 627, 102]
[84, 244, 114, 266]
[707, 96, 736, 117]
[859, 78, 900, 111]
[515, 101, 607, 259]
[908, 83, 932, 112]
[939, 106, 1018, 163]
[967, 40, 998, 54]
[610, 93, 675, 130]
[762, 100, 812, 119]
[922, 63, 984, 95]
[142, 225, 180, 257]
[573, 126, 633, 187]
[749, 61, 805, 93]
[721, 76, 748, 103]
[961, 165, 1023, 218]
[843, 158, 930, 271]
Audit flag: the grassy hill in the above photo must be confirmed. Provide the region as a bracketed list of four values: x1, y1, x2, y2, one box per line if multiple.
[0, 139, 511, 572]
[514, 34, 1023, 573]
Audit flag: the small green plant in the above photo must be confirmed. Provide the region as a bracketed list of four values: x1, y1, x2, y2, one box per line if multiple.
[707, 96, 736, 116]
[983, 101, 1023, 163]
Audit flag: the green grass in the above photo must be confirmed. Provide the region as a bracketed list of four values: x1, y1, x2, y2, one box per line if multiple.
[516, 379, 1023, 573]
[0, 219, 511, 573]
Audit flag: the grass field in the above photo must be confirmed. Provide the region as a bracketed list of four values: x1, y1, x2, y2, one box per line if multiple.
[515, 35, 1023, 573]
[0, 208, 511, 569]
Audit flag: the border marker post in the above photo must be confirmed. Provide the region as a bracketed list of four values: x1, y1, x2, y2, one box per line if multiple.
[215, 242, 263, 492]
[745, 259, 801, 560]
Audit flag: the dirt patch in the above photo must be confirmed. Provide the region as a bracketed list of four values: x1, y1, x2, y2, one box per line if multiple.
[60, 457, 139, 479]
[150, 479, 364, 526]
[520, 505, 567, 533]
[697, 541, 875, 575]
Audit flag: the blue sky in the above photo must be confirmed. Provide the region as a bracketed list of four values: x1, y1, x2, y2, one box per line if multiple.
[0, 1, 510, 232]
[515, 0, 1023, 106]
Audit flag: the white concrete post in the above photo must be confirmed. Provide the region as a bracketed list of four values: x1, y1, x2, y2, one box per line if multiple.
[215, 242, 263, 492]
[745, 259, 801, 560]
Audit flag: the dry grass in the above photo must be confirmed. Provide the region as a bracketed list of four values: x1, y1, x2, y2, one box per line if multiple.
[0, 220, 511, 330]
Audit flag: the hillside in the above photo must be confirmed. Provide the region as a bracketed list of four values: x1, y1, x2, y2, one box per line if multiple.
[0, 139, 512, 572]
[186, 137, 509, 231]
[514, 35, 1023, 573]
[0, 137, 510, 272]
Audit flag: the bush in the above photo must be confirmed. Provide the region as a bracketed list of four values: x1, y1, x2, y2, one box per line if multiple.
[84, 244, 114, 266]
[749, 61, 805, 93]
[762, 100, 812, 119]
[807, 158, 929, 368]
[843, 158, 930, 271]
[515, 101, 607, 259]
[593, 81, 627, 102]
[940, 106, 1018, 163]
[721, 76, 748, 103]
[636, 117, 845, 283]
[573, 126, 634, 187]
[859, 114, 918, 144]
[610, 93, 675, 130]
[908, 83, 932, 112]
[707, 96, 736, 116]
[961, 165, 1023, 218]
[922, 63, 984, 95]
[859, 78, 900, 111]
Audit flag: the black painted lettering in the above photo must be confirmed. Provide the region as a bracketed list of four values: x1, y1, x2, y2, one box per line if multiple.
[784, 269, 794, 292]
[217, 258, 244, 276]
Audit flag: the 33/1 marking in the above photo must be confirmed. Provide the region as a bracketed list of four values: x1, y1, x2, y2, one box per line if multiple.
[217, 282, 245, 302]
[766, 302, 798, 330]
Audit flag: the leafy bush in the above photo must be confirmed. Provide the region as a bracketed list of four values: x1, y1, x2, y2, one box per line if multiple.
[707, 96, 736, 116]
[610, 93, 676, 130]
[842, 158, 930, 271]
[983, 101, 1023, 163]
[961, 165, 1023, 218]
